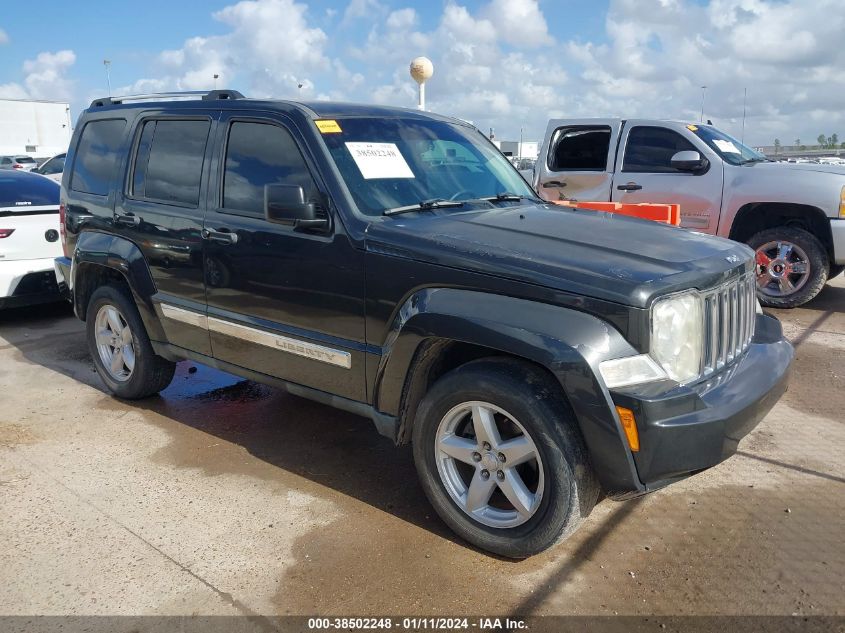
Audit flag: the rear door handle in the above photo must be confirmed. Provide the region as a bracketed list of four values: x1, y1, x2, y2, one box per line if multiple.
[617, 183, 643, 191]
[114, 212, 141, 226]
[202, 228, 238, 245]
[542, 180, 567, 188]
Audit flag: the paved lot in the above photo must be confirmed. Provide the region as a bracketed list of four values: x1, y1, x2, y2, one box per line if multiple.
[0, 278, 843, 617]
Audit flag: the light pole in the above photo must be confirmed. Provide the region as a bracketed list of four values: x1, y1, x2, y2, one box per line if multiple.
[741, 87, 747, 145]
[103, 60, 112, 97]
[213, 74, 219, 89]
[700, 85, 707, 122]
[298, 82, 303, 96]
[409, 56, 433, 111]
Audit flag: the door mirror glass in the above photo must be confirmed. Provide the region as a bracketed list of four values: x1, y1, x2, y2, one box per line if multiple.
[264, 184, 328, 229]
[670, 150, 708, 172]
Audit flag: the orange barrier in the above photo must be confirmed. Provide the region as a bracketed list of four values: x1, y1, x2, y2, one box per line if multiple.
[553, 200, 681, 226]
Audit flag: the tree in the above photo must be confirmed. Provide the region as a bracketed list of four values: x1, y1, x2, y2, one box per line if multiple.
[832, 133, 839, 147]
[794, 138, 801, 149]
[818, 134, 827, 147]
[774, 138, 781, 154]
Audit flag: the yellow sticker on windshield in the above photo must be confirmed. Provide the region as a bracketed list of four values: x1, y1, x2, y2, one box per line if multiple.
[687, 124, 698, 131]
[316, 120, 342, 134]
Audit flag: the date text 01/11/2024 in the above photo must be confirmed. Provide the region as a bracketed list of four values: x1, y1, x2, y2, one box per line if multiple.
[306, 617, 527, 630]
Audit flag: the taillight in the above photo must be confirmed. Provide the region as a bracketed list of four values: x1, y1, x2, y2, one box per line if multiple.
[12, 164, 23, 169]
[59, 202, 70, 257]
[0, 228, 15, 238]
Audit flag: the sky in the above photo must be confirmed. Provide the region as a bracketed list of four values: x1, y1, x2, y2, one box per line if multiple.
[1, 0, 843, 147]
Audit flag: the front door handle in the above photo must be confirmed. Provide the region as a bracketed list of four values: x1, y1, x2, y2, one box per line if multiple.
[542, 180, 567, 188]
[617, 183, 643, 191]
[202, 228, 238, 245]
[114, 212, 141, 226]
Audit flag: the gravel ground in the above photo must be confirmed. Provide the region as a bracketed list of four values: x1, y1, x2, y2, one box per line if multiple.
[0, 277, 842, 619]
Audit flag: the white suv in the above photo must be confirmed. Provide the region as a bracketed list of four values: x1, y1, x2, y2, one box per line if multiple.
[0, 170, 63, 309]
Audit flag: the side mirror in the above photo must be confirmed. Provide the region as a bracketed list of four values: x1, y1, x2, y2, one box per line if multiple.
[671, 150, 709, 173]
[264, 184, 328, 230]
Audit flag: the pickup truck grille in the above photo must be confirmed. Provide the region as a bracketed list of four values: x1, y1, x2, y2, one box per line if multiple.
[702, 272, 757, 375]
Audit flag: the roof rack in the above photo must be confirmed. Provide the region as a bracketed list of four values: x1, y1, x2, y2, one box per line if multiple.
[90, 89, 245, 108]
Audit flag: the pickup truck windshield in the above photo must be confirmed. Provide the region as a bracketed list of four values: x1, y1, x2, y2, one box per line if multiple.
[692, 125, 767, 166]
[319, 117, 536, 216]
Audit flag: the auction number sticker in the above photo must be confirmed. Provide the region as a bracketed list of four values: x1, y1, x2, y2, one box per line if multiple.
[713, 139, 741, 153]
[345, 142, 415, 179]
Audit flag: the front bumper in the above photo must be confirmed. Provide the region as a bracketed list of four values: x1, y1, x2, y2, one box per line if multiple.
[0, 257, 61, 309]
[831, 218, 845, 265]
[611, 313, 793, 489]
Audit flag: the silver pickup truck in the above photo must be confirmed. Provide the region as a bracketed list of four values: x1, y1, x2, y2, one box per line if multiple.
[533, 119, 845, 307]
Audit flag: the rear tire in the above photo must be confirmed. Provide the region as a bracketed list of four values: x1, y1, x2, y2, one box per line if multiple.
[412, 358, 599, 558]
[748, 226, 828, 308]
[86, 284, 175, 399]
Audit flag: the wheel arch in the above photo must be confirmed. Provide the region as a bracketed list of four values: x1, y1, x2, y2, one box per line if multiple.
[729, 202, 834, 262]
[71, 231, 165, 341]
[375, 288, 645, 496]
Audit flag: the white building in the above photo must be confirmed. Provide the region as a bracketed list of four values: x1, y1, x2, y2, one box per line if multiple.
[0, 99, 74, 158]
[492, 140, 539, 160]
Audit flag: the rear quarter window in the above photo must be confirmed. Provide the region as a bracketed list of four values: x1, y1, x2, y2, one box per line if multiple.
[0, 173, 60, 209]
[70, 119, 127, 196]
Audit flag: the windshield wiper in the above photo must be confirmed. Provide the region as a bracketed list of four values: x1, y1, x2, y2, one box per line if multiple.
[740, 157, 769, 165]
[383, 198, 464, 216]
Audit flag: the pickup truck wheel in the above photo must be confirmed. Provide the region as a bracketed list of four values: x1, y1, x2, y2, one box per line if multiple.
[86, 285, 176, 399]
[748, 226, 829, 308]
[412, 358, 599, 558]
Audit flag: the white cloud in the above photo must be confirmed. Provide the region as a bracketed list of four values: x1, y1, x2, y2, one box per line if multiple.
[481, 0, 553, 48]
[0, 28, 8, 45]
[0, 49, 76, 101]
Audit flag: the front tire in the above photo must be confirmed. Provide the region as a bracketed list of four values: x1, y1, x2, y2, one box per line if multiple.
[748, 226, 828, 308]
[412, 358, 599, 558]
[86, 285, 176, 399]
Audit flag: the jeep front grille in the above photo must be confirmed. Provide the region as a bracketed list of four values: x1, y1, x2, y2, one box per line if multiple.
[702, 272, 757, 375]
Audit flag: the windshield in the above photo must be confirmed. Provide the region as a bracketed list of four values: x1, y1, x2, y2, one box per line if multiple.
[691, 125, 767, 165]
[318, 117, 537, 216]
[15, 156, 36, 164]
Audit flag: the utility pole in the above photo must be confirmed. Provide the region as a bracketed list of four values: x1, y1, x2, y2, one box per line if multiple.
[103, 60, 112, 97]
[700, 85, 707, 122]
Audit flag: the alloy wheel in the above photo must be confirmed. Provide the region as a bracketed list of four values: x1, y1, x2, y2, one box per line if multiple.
[94, 304, 136, 382]
[435, 401, 544, 529]
[755, 240, 810, 297]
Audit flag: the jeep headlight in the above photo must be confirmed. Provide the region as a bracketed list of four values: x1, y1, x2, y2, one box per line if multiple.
[650, 291, 703, 384]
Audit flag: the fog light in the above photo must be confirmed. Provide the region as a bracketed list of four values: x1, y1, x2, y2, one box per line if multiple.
[616, 406, 640, 452]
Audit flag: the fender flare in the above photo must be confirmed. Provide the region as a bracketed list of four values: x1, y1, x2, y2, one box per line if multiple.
[71, 231, 165, 341]
[374, 287, 644, 495]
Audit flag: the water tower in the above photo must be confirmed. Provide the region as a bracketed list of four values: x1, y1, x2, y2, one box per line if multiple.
[409, 56, 434, 111]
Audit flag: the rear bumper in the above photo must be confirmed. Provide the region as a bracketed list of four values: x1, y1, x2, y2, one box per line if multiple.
[54, 256, 73, 301]
[610, 313, 792, 492]
[831, 218, 845, 265]
[0, 258, 61, 309]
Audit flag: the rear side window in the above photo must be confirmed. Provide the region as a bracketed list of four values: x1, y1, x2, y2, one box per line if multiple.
[131, 119, 211, 206]
[222, 121, 317, 217]
[0, 173, 59, 209]
[623, 126, 697, 173]
[71, 119, 127, 196]
[549, 126, 611, 171]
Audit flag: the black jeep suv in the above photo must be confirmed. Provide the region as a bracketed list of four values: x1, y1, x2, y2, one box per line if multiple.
[55, 90, 793, 557]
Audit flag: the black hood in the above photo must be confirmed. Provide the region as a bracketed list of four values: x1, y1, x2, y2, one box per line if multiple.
[365, 203, 753, 308]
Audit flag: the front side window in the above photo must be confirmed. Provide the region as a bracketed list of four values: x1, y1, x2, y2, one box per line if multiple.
[319, 117, 535, 216]
[70, 119, 127, 195]
[131, 119, 210, 206]
[222, 121, 317, 217]
[548, 126, 611, 171]
[622, 126, 698, 173]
